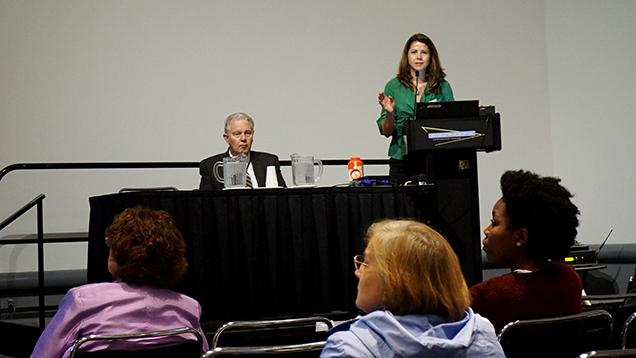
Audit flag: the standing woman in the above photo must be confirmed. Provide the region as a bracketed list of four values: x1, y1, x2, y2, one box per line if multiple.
[377, 33, 455, 184]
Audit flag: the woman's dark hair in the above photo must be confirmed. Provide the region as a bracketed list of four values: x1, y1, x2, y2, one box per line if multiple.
[105, 207, 188, 287]
[397, 33, 447, 94]
[500, 170, 580, 261]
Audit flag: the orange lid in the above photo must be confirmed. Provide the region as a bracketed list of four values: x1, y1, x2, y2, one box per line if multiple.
[348, 157, 363, 169]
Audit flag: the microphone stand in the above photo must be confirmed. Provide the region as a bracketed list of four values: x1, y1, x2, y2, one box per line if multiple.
[414, 70, 419, 121]
[411, 70, 429, 184]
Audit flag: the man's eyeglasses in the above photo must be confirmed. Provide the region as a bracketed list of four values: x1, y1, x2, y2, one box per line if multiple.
[353, 254, 369, 270]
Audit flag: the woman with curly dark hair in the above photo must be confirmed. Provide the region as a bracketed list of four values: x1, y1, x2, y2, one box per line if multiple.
[470, 170, 582, 332]
[377, 33, 455, 184]
[31, 207, 208, 358]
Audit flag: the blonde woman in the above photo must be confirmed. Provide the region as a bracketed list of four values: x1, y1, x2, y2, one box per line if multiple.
[321, 219, 504, 358]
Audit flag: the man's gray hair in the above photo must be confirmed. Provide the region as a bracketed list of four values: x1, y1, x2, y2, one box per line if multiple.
[224, 112, 254, 134]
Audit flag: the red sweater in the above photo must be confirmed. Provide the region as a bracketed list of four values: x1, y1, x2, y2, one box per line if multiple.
[469, 262, 582, 332]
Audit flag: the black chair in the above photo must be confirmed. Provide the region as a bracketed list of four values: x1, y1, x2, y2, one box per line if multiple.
[497, 310, 613, 358]
[205, 317, 334, 358]
[69, 327, 204, 358]
[621, 312, 636, 349]
[584, 294, 636, 348]
[577, 348, 636, 357]
[584, 294, 636, 309]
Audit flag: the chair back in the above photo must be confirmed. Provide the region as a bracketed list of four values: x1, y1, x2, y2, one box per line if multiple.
[583, 294, 636, 308]
[497, 309, 613, 358]
[201, 342, 326, 357]
[577, 348, 636, 357]
[211, 316, 333, 349]
[205, 317, 333, 358]
[622, 312, 636, 349]
[584, 294, 636, 348]
[69, 327, 203, 358]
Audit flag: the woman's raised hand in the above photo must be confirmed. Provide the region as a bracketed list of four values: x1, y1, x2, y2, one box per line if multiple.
[378, 92, 395, 114]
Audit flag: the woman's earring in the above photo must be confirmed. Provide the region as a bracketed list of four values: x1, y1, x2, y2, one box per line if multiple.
[516, 242, 521, 247]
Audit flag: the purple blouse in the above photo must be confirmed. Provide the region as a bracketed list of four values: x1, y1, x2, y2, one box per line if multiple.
[30, 280, 208, 358]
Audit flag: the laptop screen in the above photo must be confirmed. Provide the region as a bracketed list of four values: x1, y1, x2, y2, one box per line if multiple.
[416, 100, 480, 120]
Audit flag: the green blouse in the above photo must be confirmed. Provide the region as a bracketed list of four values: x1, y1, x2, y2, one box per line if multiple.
[376, 77, 454, 160]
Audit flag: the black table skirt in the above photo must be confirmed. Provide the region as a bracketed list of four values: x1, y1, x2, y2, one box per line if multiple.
[88, 186, 456, 322]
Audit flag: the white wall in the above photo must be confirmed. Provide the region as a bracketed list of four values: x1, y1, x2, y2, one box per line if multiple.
[544, 0, 636, 245]
[0, 1, 633, 273]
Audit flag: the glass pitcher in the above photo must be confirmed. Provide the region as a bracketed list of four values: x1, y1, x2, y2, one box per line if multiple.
[290, 153, 323, 187]
[213, 154, 248, 189]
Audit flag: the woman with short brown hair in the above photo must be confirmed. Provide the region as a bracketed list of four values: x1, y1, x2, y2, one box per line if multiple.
[31, 207, 208, 358]
[105, 207, 188, 287]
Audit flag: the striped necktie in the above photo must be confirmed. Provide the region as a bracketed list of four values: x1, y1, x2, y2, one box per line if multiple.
[246, 171, 254, 188]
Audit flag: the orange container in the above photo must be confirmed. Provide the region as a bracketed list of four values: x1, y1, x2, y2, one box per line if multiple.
[348, 157, 364, 181]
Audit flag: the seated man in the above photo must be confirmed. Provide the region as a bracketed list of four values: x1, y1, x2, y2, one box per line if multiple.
[199, 112, 286, 190]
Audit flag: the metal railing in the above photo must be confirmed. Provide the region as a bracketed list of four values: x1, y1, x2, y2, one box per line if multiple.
[0, 194, 46, 330]
[0, 162, 199, 183]
[0, 159, 391, 184]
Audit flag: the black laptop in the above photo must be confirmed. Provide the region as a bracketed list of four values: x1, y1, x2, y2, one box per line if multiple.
[416, 100, 479, 120]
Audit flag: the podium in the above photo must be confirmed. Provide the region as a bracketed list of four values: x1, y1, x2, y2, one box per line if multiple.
[403, 110, 502, 289]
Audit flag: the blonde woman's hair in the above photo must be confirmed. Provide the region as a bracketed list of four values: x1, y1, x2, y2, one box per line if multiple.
[366, 219, 470, 320]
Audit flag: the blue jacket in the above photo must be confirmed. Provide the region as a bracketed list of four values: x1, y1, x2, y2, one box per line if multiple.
[320, 308, 504, 358]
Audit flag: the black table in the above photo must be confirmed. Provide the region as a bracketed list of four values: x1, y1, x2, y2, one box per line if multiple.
[87, 185, 480, 322]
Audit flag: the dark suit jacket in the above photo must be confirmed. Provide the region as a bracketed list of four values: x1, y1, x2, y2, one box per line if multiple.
[199, 150, 286, 190]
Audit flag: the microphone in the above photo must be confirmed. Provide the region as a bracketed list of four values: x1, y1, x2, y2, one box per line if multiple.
[414, 70, 419, 120]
